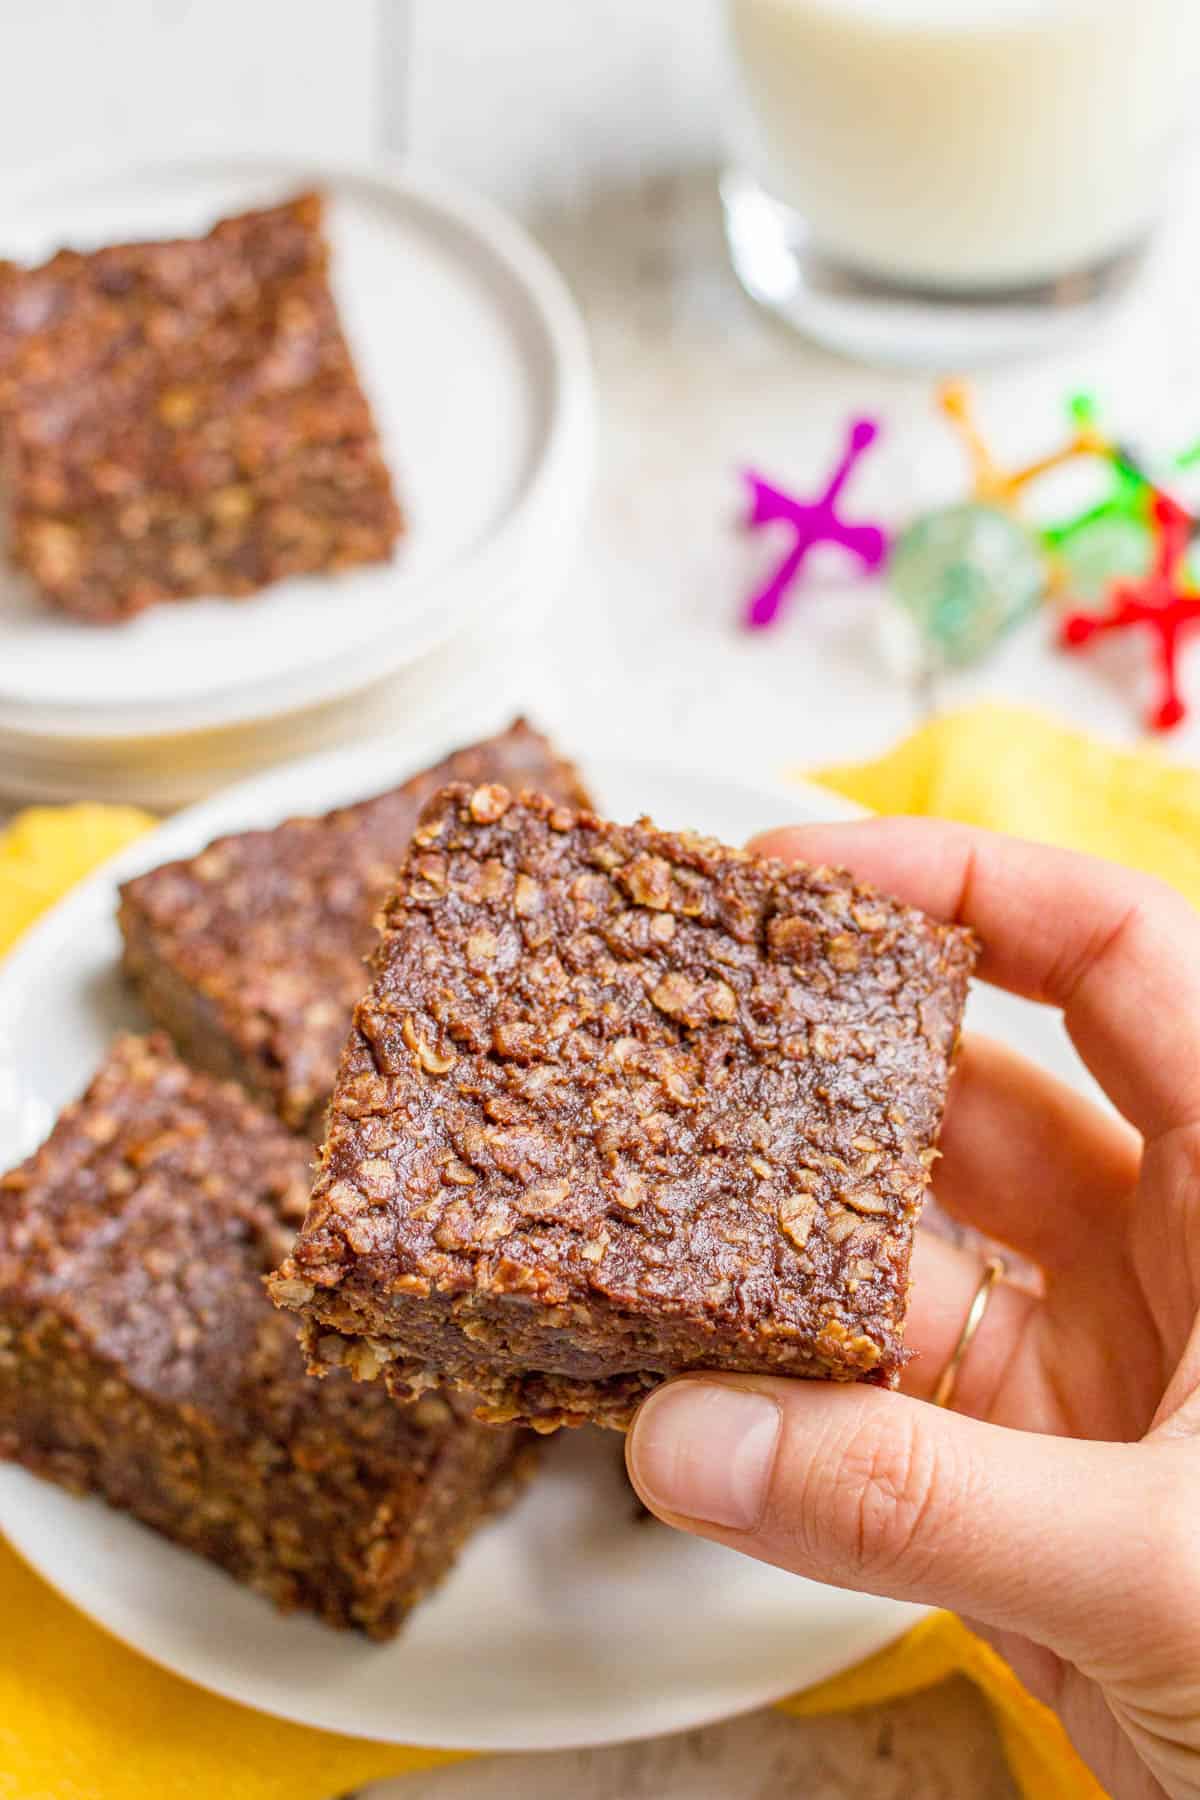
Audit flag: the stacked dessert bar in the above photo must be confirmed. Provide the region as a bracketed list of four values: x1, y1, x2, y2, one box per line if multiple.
[0, 1035, 529, 1637]
[118, 719, 591, 1132]
[0, 722, 588, 1635]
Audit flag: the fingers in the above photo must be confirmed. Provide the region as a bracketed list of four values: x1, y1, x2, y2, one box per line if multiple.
[750, 817, 1200, 1141]
[933, 1034, 1140, 1267]
[900, 1232, 1035, 1415]
[903, 1227, 1157, 1435]
[626, 1374, 1184, 1670]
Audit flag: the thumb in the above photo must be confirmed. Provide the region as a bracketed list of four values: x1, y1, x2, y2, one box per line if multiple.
[626, 1375, 1175, 1667]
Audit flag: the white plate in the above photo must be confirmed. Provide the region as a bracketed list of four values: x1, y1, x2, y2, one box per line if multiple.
[0, 531, 577, 809]
[0, 739, 1091, 1749]
[0, 156, 591, 731]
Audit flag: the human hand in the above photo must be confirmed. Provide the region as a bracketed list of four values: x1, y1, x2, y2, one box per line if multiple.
[626, 819, 1200, 1800]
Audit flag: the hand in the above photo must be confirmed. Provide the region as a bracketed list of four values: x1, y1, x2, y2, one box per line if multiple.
[625, 819, 1200, 1800]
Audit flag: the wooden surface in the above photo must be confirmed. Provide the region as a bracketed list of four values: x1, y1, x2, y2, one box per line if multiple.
[367, 1679, 1015, 1799]
[0, 0, 380, 174]
[0, 1, 723, 205]
[526, 164, 1200, 781]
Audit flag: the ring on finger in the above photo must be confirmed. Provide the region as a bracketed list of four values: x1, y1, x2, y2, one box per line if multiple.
[933, 1255, 1007, 1410]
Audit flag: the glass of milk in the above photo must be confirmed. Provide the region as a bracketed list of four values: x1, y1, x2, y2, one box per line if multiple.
[723, 0, 1200, 364]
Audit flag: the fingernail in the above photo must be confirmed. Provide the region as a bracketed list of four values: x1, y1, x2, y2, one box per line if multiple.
[629, 1381, 781, 1530]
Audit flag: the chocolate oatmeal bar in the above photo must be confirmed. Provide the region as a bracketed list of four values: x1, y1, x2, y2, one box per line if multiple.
[0, 1035, 529, 1636]
[270, 786, 976, 1431]
[0, 191, 400, 621]
[118, 720, 591, 1134]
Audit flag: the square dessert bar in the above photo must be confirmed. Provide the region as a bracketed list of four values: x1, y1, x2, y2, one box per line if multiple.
[119, 719, 591, 1134]
[0, 191, 401, 620]
[271, 785, 977, 1431]
[0, 1035, 529, 1637]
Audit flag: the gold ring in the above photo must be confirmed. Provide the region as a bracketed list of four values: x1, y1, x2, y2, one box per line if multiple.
[932, 1256, 1006, 1410]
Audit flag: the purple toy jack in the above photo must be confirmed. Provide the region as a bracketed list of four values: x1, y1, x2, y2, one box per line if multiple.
[742, 418, 888, 630]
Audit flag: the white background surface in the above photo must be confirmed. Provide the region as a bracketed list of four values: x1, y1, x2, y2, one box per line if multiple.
[7, 5, 1197, 1793]
[0, 2, 724, 211]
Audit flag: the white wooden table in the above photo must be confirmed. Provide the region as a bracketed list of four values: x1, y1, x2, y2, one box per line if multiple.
[531, 164, 1200, 788]
[375, 1678, 1014, 1799]
[8, 10, 1195, 1790]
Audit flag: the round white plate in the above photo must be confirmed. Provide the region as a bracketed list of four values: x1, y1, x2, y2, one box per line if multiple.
[0, 598, 563, 811]
[0, 156, 591, 731]
[0, 739, 1090, 1748]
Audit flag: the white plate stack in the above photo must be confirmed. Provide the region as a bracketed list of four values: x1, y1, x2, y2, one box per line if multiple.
[0, 157, 593, 807]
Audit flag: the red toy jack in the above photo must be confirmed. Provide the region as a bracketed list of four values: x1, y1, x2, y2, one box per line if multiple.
[1060, 491, 1200, 732]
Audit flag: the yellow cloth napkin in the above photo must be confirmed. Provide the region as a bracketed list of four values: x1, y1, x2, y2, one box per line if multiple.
[1, 702, 1162, 1800]
[812, 701, 1200, 910]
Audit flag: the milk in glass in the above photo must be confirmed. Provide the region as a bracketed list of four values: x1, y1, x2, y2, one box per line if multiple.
[726, 0, 1200, 357]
